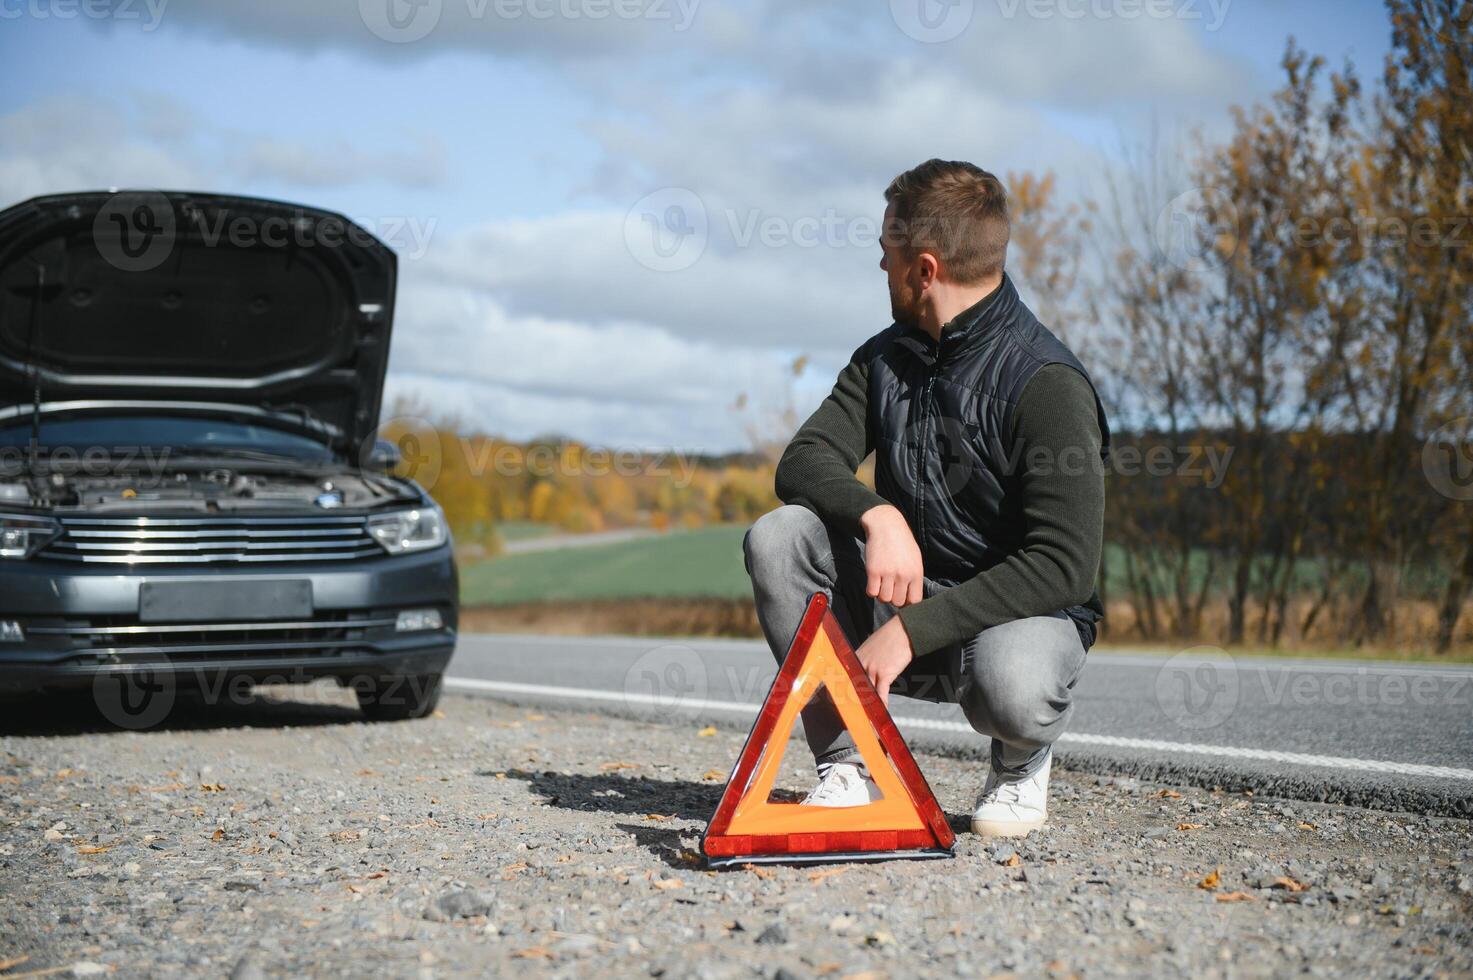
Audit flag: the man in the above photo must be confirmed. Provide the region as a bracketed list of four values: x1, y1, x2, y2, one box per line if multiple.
[743, 159, 1109, 837]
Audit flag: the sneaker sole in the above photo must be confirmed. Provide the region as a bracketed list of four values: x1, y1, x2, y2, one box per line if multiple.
[970, 816, 1045, 837]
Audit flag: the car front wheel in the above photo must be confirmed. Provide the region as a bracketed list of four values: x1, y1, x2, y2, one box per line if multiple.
[355, 673, 443, 721]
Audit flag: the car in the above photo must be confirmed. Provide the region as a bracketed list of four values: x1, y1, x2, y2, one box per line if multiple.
[0, 190, 457, 724]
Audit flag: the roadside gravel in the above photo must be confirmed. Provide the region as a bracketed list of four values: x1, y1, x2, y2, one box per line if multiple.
[2, 688, 1470, 978]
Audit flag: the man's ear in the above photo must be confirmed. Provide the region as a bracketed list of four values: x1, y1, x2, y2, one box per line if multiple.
[916, 252, 941, 289]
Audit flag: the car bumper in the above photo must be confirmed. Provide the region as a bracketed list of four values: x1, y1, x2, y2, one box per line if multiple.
[0, 545, 458, 693]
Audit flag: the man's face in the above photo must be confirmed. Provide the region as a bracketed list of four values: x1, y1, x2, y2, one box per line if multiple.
[880, 201, 921, 329]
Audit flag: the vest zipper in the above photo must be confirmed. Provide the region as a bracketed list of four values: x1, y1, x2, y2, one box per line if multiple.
[914, 345, 942, 552]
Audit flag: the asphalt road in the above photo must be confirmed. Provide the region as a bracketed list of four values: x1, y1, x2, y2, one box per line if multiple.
[446, 633, 1473, 817]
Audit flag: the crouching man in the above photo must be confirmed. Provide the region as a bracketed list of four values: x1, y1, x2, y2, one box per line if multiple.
[744, 159, 1109, 837]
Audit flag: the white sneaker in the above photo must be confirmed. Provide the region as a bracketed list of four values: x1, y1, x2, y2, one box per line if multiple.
[801, 762, 881, 807]
[971, 750, 1051, 837]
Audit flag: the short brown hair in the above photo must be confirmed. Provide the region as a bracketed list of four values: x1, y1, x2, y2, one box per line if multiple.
[883, 159, 1010, 283]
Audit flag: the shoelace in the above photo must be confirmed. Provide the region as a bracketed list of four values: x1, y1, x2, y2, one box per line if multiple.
[982, 775, 1029, 810]
[807, 769, 858, 804]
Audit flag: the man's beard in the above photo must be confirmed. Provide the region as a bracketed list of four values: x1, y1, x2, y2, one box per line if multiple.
[889, 277, 920, 330]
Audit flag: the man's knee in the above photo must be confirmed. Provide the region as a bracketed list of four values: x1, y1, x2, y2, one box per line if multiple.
[959, 617, 1082, 749]
[742, 505, 826, 576]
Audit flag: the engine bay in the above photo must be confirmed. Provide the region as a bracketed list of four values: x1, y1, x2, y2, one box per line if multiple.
[0, 465, 421, 514]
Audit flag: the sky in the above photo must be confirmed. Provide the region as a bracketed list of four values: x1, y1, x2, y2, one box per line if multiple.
[0, 0, 1394, 453]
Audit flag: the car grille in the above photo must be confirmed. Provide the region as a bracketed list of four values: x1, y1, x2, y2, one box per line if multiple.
[25, 611, 399, 664]
[38, 515, 384, 564]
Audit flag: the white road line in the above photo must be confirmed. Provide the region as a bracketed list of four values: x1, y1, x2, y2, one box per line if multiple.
[456, 636, 1473, 678]
[443, 677, 1473, 783]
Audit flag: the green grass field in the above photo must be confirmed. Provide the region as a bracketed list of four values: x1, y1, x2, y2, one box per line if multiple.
[461, 525, 751, 605]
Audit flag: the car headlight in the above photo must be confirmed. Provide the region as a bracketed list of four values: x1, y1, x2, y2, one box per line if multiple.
[0, 513, 61, 560]
[367, 506, 448, 554]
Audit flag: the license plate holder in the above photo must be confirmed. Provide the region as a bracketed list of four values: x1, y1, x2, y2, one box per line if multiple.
[139, 580, 313, 623]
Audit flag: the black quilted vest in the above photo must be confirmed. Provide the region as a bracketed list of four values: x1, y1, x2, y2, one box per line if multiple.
[863, 275, 1111, 643]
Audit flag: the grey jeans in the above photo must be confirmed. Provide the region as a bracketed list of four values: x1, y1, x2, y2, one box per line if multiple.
[743, 505, 1087, 777]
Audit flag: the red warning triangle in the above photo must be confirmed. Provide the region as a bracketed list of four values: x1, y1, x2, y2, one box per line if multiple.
[702, 592, 955, 867]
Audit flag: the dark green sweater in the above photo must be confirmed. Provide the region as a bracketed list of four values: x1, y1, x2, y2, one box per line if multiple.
[774, 354, 1105, 657]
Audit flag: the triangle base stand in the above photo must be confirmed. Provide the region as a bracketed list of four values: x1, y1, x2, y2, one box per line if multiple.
[702, 591, 957, 868]
[707, 846, 952, 870]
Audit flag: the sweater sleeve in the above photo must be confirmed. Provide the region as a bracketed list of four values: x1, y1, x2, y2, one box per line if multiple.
[773, 345, 890, 537]
[896, 364, 1105, 656]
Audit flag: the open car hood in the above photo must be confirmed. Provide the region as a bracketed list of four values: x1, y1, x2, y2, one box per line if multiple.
[0, 190, 397, 453]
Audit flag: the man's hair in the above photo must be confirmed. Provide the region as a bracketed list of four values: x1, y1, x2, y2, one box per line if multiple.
[883, 159, 1010, 283]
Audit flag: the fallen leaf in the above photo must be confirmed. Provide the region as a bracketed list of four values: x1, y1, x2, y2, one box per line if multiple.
[1215, 891, 1257, 903]
[210, 829, 224, 843]
[701, 770, 725, 781]
[199, 783, 227, 793]
[1157, 789, 1182, 799]
[1298, 821, 1317, 830]
[511, 947, 554, 960]
[501, 862, 528, 875]
[807, 867, 849, 883]
[366, 871, 388, 880]
[75, 843, 116, 855]
[644, 813, 675, 822]
[741, 864, 776, 880]
[599, 762, 640, 772]
[334, 830, 361, 843]
[1272, 877, 1310, 893]
[431, 710, 447, 719]
[1177, 823, 1204, 831]
[1198, 867, 1221, 890]
[652, 878, 683, 890]
[697, 725, 717, 737]
[1004, 853, 1023, 868]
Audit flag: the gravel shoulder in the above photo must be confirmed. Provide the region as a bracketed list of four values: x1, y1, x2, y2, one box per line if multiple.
[2, 689, 1471, 979]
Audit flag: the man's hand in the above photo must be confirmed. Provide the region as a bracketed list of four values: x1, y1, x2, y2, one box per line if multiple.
[854, 616, 914, 707]
[859, 504, 925, 607]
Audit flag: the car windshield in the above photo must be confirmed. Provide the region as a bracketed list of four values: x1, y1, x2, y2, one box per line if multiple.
[0, 414, 335, 461]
